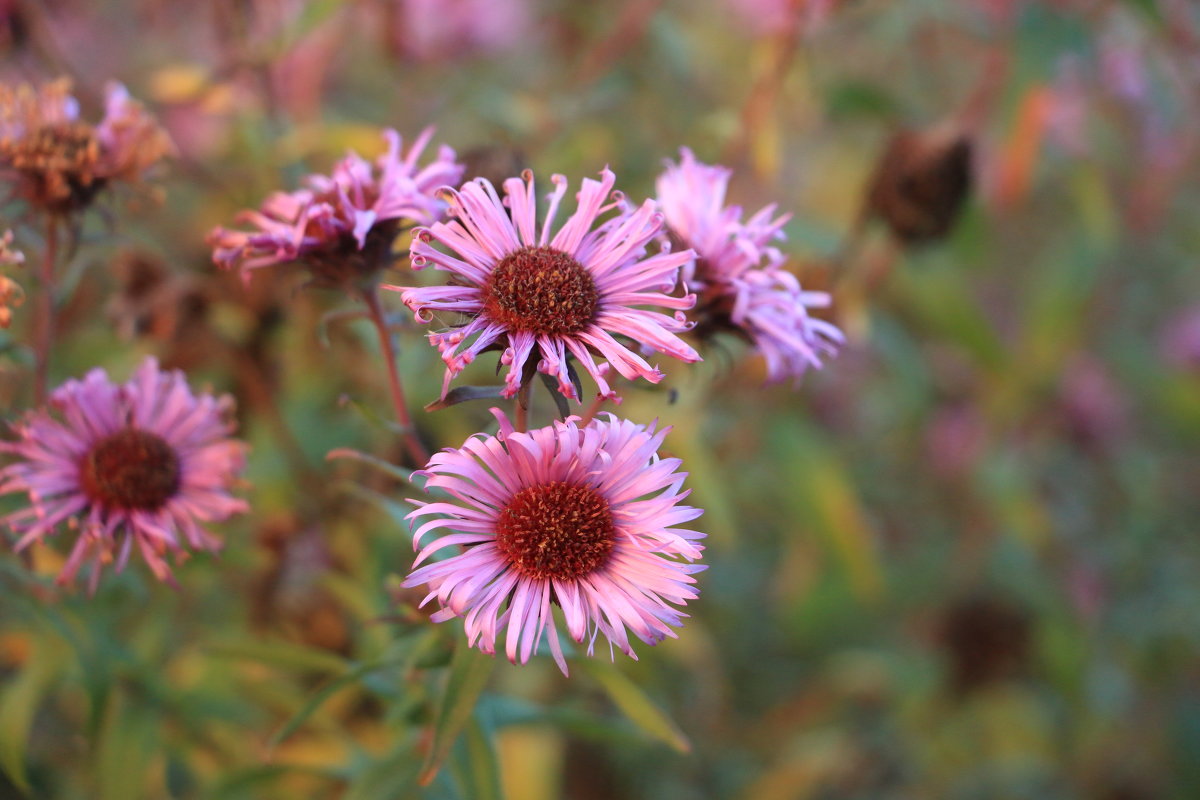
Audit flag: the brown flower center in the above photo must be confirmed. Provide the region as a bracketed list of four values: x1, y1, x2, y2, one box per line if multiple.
[494, 481, 615, 581]
[483, 246, 599, 335]
[79, 428, 181, 511]
[2, 122, 103, 212]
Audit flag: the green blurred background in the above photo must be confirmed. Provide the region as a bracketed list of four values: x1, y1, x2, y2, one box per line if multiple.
[2, 0, 1200, 797]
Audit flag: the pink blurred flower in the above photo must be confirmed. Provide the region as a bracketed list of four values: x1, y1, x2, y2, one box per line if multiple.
[656, 148, 841, 383]
[1160, 305, 1200, 372]
[403, 409, 705, 675]
[0, 358, 248, 590]
[1058, 356, 1129, 449]
[396, 169, 700, 401]
[208, 128, 463, 288]
[727, 0, 837, 37]
[0, 78, 173, 214]
[385, 0, 528, 62]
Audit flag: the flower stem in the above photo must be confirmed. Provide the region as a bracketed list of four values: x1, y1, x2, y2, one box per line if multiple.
[33, 216, 59, 406]
[577, 393, 607, 427]
[362, 287, 429, 466]
[514, 382, 531, 433]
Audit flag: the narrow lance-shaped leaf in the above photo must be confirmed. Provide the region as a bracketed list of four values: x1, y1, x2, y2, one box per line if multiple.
[419, 640, 495, 785]
[425, 385, 506, 412]
[578, 659, 691, 754]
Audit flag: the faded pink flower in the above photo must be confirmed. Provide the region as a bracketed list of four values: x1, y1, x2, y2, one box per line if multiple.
[0, 358, 248, 590]
[208, 128, 464, 288]
[404, 409, 704, 675]
[727, 0, 838, 37]
[385, 0, 528, 63]
[656, 148, 841, 383]
[1160, 305, 1200, 372]
[395, 168, 700, 401]
[0, 78, 173, 214]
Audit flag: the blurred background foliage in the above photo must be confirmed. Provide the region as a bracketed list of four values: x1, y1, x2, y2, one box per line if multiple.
[2, 0, 1200, 797]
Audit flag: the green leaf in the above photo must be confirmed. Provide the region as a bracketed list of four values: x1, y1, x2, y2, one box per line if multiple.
[325, 447, 415, 484]
[0, 639, 63, 794]
[419, 641, 495, 785]
[424, 384, 506, 412]
[206, 638, 349, 674]
[268, 661, 378, 748]
[537, 372, 572, 419]
[578, 660, 691, 754]
[339, 482, 413, 529]
[453, 716, 503, 800]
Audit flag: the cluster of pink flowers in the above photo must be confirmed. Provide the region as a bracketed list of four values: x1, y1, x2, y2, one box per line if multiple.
[0, 78, 841, 675]
[0, 358, 247, 591]
[388, 154, 841, 671]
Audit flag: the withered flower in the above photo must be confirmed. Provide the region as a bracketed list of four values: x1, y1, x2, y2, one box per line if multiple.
[0, 79, 173, 216]
[864, 123, 972, 245]
[938, 591, 1032, 696]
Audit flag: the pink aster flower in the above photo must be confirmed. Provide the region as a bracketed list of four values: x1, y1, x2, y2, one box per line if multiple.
[0, 78, 173, 215]
[403, 409, 704, 675]
[395, 168, 700, 401]
[208, 127, 464, 288]
[0, 358, 248, 590]
[656, 148, 842, 383]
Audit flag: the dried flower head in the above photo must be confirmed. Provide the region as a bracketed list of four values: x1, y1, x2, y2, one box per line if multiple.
[656, 148, 842, 383]
[864, 124, 973, 244]
[404, 409, 705, 674]
[0, 78, 174, 215]
[397, 168, 700, 401]
[0, 358, 248, 590]
[938, 591, 1032, 696]
[209, 127, 463, 289]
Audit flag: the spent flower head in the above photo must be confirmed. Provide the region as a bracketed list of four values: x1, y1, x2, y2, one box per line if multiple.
[396, 168, 700, 401]
[209, 127, 464, 289]
[0, 358, 248, 590]
[656, 148, 841, 383]
[0, 78, 173, 215]
[403, 408, 705, 674]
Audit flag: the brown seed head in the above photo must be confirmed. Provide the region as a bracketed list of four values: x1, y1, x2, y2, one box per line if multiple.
[494, 481, 615, 581]
[483, 246, 599, 336]
[865, 125, 972, 244]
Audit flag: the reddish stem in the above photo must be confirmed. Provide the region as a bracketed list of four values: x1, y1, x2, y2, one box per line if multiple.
[577, 393, 607, 427]
[514, 382, 530, 433]
[362, 287, 429, 466]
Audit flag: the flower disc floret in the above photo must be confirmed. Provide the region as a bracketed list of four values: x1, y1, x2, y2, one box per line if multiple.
[403, 408, 705, 675]
[484, 246, 599, 336]
[80, 429, 180, 511]
[494, 481, 615, 581]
